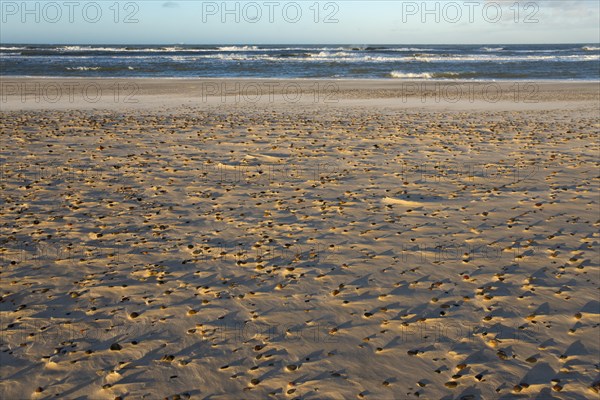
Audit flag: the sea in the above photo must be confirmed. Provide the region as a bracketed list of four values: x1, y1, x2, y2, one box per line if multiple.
[1, 44, 599, 80]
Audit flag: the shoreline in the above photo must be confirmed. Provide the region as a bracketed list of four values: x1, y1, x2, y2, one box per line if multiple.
[1, 77, 598, 111]
[3, 75, 600, 82]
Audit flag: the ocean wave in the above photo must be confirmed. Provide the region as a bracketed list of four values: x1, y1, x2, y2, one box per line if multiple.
[389, 71, 533, 80]
[60, 45, 106, 52]
[9, 50, 599, 65]
[390, 71, 434, 79]
[0, 46, 29, 51]
[213, 53, 253, 61]
[49, 45, 218, 53]
[512, 49, 563, 53]
[413, 54, 600, 62]
[4, 44, 599, 80]
[393, 47, 434, 52]
[59, 45, 162, 53]
[167, 52, 600, 64]
[218, 45, 259, 51]
[310, 51, 355, 58]
[208, 52, 398, 63]
[169, 55, 196, 62]
[4, 44, 388, 54]
[66, 66, 101, 71]
[156, 47, 186, 52]
[365, 47, 434, 53]
[480, 47, 504, 52]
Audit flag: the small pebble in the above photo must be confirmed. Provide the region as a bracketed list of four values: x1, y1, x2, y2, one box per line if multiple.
[513, 385, 522, 392]
[552, 384, 563, 392]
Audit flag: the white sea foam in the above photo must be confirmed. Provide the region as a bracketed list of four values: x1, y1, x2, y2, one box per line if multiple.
[66, 66, 101, 71]
[390, 71, 434, 79]
[413, 54, 599, 62]
[389, 71, 463, 79]
[218, 45, 259, 51]
[391, 47, 435, 52]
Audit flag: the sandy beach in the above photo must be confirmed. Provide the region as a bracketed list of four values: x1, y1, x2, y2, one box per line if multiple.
[1, 78, 599, 399]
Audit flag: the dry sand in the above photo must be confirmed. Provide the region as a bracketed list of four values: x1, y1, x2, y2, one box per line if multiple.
[1, 78, 599, 399]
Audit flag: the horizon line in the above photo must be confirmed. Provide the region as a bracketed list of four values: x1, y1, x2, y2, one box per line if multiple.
[2, 42, 599, 46]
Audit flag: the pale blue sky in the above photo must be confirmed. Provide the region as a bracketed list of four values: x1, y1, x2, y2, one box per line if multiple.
[1, 0, 599, 44]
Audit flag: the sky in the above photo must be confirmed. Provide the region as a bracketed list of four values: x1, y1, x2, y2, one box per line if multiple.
[1, 0, 599, 44]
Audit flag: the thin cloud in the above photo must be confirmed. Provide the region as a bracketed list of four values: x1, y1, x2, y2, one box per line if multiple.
[162, 2, 179, 8]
